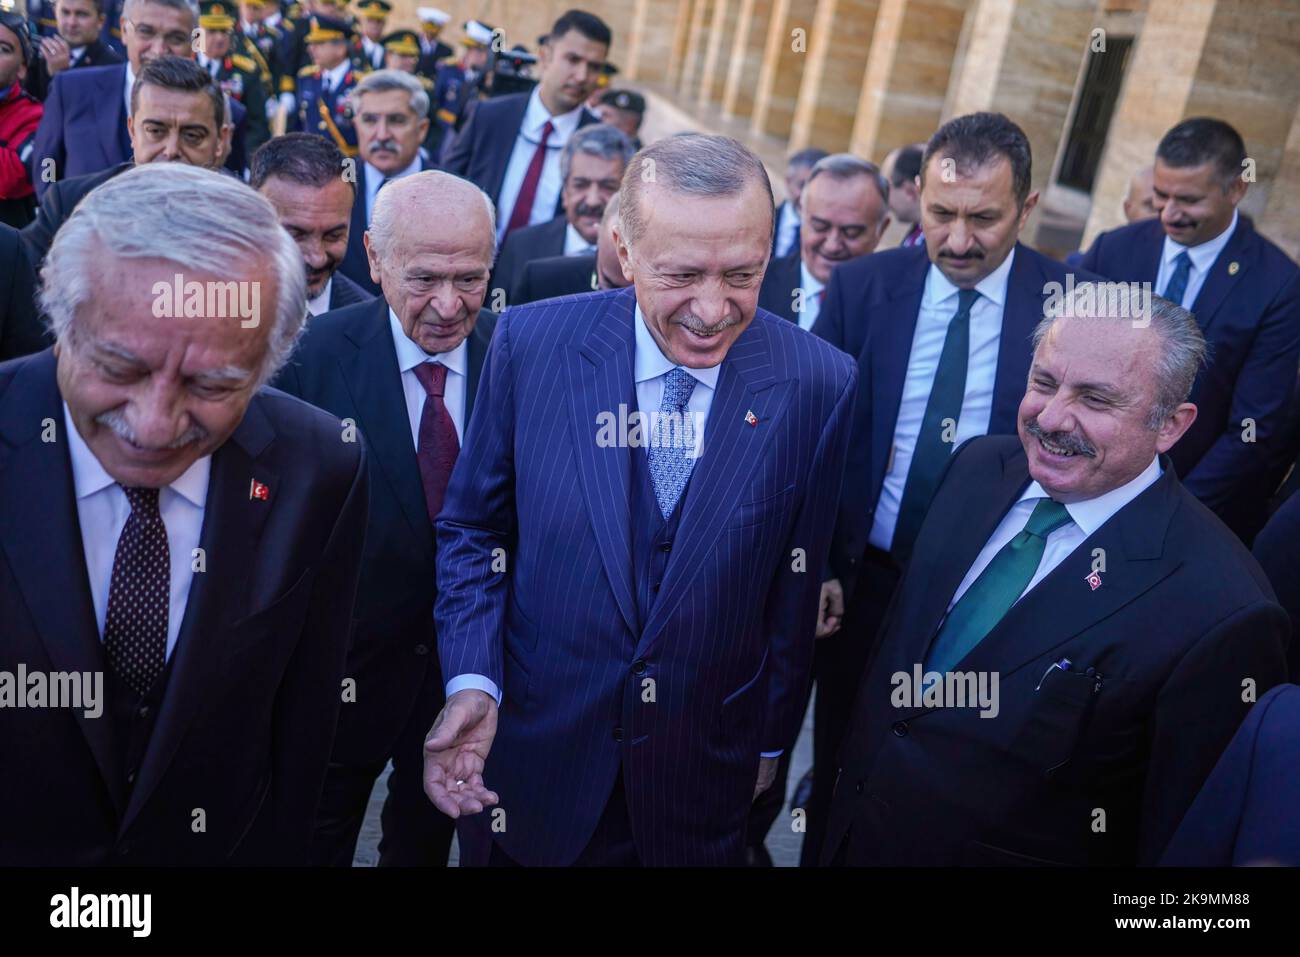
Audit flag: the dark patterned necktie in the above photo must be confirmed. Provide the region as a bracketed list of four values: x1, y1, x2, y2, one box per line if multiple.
[103, 486, 170, 696]
[412, 361, 460, 522]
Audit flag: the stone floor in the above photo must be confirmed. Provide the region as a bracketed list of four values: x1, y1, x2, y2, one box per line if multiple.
[352, 694, 816, 867]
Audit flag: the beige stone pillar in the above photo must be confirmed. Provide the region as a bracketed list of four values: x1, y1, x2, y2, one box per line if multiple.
[698, 0, 742, 105]
[751, 0, 819, 139]
[788, 0, 880, 153]
[677, 0, 717, 93]
[628, 0, 692, 83]
[721, 0, 775, 119]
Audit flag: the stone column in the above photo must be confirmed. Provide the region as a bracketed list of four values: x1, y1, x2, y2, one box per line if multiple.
[721, 0, 775, 119]
[751, 0, 819, 139]
[788, 0, 880, 153]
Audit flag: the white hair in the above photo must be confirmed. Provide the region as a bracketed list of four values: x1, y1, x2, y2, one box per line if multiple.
[40, 164, 306, 387]
[349, 69, 431, 120]
[123, 0, 199, 25]
[368, 170, 498, 264]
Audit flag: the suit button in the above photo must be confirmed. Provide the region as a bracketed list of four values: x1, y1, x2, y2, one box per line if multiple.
[891, 721, 908, 737]
[318, 122, 326, 130]
[612, 726, 624, 742]
[658, 541, 672, 553]
[126, 769, 137, 785]
[414, 644, 430, 656]
[855, 780, 865, 795]
[632, 659, 647, 676]
[137, 705, 150, 719]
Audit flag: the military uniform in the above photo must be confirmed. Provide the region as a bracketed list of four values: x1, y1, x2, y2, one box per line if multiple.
[426, 20, 493, 160]
[415, 7, 453, 76]
[355, 0, 391, 71]
[198, 3, 270, 152]
[29, 0, 123, 53]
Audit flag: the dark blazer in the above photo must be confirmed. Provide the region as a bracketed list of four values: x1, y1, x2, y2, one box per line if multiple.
[1160, 683, 1300, 866]
[490, 214, 568, 306]
[822, 434, 1290, 866]
[327, 269, 372, 311]
[273, 298, 493, 764]
[24, 37, 124, 102]
[435, 287, 857, 865]
[812, 242, 1098, 590]
[337, 157, 435, 297]
[31, 63, 248, 200]
[0, 349, 369, 865]
[1251, 489, 1300, 680]
[512, 252, 597, 305]
[0, 222, 46, 361]
[21, 161, 129, 267]
[442, 92, 598, 214]
[1080, 216, 1300, 537]
[757, 250, 802, 323]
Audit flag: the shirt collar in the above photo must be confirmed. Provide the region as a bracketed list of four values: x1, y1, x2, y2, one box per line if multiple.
[633, 303, 720, 392]
[366, 152, 422, 188]
[1162, 209, 1238, 274]
[522, 85, 585, 141]
[388, 307, 467, 376]
[799, 260, 824, 296]
[1017, 454, 1162, 538]
[62, 401, 211, 507]
[924, 245, 1016, 310]
[123, 61, 135, 114]
[306, 277, 332, 316]
[324, 59, 352, 89]
[564, 222, 596, 254]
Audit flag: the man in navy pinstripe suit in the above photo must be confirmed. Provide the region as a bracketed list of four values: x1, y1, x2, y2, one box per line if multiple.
[423, 135, 858, 866]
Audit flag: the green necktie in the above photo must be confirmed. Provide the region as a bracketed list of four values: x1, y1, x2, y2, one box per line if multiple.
[923, 498, 1073, 677]
[892, 288, 980, 562]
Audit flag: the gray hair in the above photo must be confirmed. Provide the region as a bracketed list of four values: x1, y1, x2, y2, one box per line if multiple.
[619, 134, 774, 247]
[40, 164, 306, 388]
[123, 0, 199, 26]
[1031, 284, 1207, 430]
[560, 124, 636, 184]
[807, 153, 891, 204]
[348, 69, 430, 120]
[368, 170, 497, 264]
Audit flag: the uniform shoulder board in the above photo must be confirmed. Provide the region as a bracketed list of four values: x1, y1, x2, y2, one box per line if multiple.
[298, 64, 320, 77]
[418, 75, 434, 90]
[230, 54, 256, 73]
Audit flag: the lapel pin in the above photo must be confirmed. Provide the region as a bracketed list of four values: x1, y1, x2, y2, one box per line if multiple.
[1085, 570, 1102, 591]
[744, 410, 758, 427]
[1228, 261, 1240, 276]
[249, 478, 270, 502]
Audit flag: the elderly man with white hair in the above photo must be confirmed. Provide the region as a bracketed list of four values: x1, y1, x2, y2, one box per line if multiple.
[0, 163, 370, 866]
[273, 169, 497, 866]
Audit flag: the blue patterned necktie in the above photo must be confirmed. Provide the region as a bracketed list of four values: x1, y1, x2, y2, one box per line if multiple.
[647, 368, 698, 519]
[1161, 250, 1192, 307]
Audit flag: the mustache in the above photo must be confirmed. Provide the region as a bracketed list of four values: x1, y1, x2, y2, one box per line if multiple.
[573, 201, 605, 219]
[367, 138, 401, 154]
[96, 409, 208, 451]
[939, 248, 985, 262]
[674, 312, 742, 336]
[1024, 419, 1096, 458]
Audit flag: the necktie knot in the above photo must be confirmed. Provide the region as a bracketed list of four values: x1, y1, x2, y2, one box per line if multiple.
[1022, 497, 1072, 540]
[538, 119, 555, 142]
[122, 485, 161, 517]
[955, 287, 979, 315]
[662, 368, 696, 411]
[412, 361, 448, 397]
[1162, 250, 1193, 304]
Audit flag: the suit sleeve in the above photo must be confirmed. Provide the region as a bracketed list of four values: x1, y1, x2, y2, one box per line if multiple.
[810, 265, 848, 349]
[434, 307, 518, 692]
[30, 74, 66, 202]
[1077, 229, 1104, 276]
[20, 179, 66, 268]
[268, 436, 369, 864]
[0, 232, 48, 361]
[1139, 598, 1289, 864]
[441, 99, 477, 178]
[1182, 272, 1300, 512]
[759, 358, 859, 753]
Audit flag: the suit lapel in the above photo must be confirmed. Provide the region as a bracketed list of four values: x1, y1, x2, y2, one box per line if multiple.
[488, 95, 531, 204]
[638, 318, 787, 656]
[121, 400, 280, 833]
[868, 254, 930, 498]
[97, 66, 128, 165]
[0, 351, 123, 810]
[465, 311, 494, 427]
[990, 245, 1045, 431]
[1189, 218, 1254, 337]
[565, 291, 639, 637]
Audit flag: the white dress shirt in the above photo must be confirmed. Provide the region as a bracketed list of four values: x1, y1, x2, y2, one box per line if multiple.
[64, 403, 211, 661]
[388, 308, 468, 446]
[774, 200, 800, 258]
[869, 248, 1016, 551]
[1155, 210, 1238, 309]
[495, 87, 586, 240]
[306, 278, 332, 317]
[123, 61, 134, 119]
[563, 222, 597, 256]
[321, 58, 351, 95]
[364, 154, 422, 225]
[70, 45, 88, 67]
[947, 456, 1162, 611]
[795, 261, 825, 332]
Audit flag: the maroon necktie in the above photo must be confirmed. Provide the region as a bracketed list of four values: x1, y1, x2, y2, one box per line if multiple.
[411, 362, 460, 523]
[505, 120, 554, 235]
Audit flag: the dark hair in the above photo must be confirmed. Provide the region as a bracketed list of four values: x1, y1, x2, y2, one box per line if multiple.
[250, 133, 354, 193]
[1157, 117, 1246, 191]
[549, 9, 611, 47]
[789, 147, 829, 171]
[61, 0, 109, 14]
[889, 144, 924, 186]
[922, 112, 1032, 207]
[131, 55, 225, 130]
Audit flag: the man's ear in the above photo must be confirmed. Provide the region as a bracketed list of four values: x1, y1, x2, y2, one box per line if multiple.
[216, 122, 233, 166]
[363, 230, 383, 284]
[1155, 402, 1198, 454]
[612, 223, 634, 283]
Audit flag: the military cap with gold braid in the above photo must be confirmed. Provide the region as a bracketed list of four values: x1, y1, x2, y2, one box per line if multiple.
[356, 0, 392, 20]
[381, 29, 420, 58]
[305, 14, 354, 44]
[199, 0, 236, 30]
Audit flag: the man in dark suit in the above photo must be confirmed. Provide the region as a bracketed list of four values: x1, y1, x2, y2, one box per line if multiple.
[0, 163, 369, 865]
[22, 55, 233, 267]
[422, 135, 856, 867]
[490, 122, 632, 307]
[1161, 683, 1300, 866]
[31, 0, 248, 195]
[25, 0, 125, 101]
[510, 191, 632, 306]
[443, 9, 607, 238]
[823, 287, 1289, 866]
[1251, 487, 1300, 680]
[771, 148, 827, 259]
[0, 221, 46, 359]
[275, 171, 495, 866]
[251, 133, 370, 317]
[1079, 118, 1300, 543]
[757, 153, 891, 328]
[801, 112, 1101, 865]
[338, 69, 434, 296]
